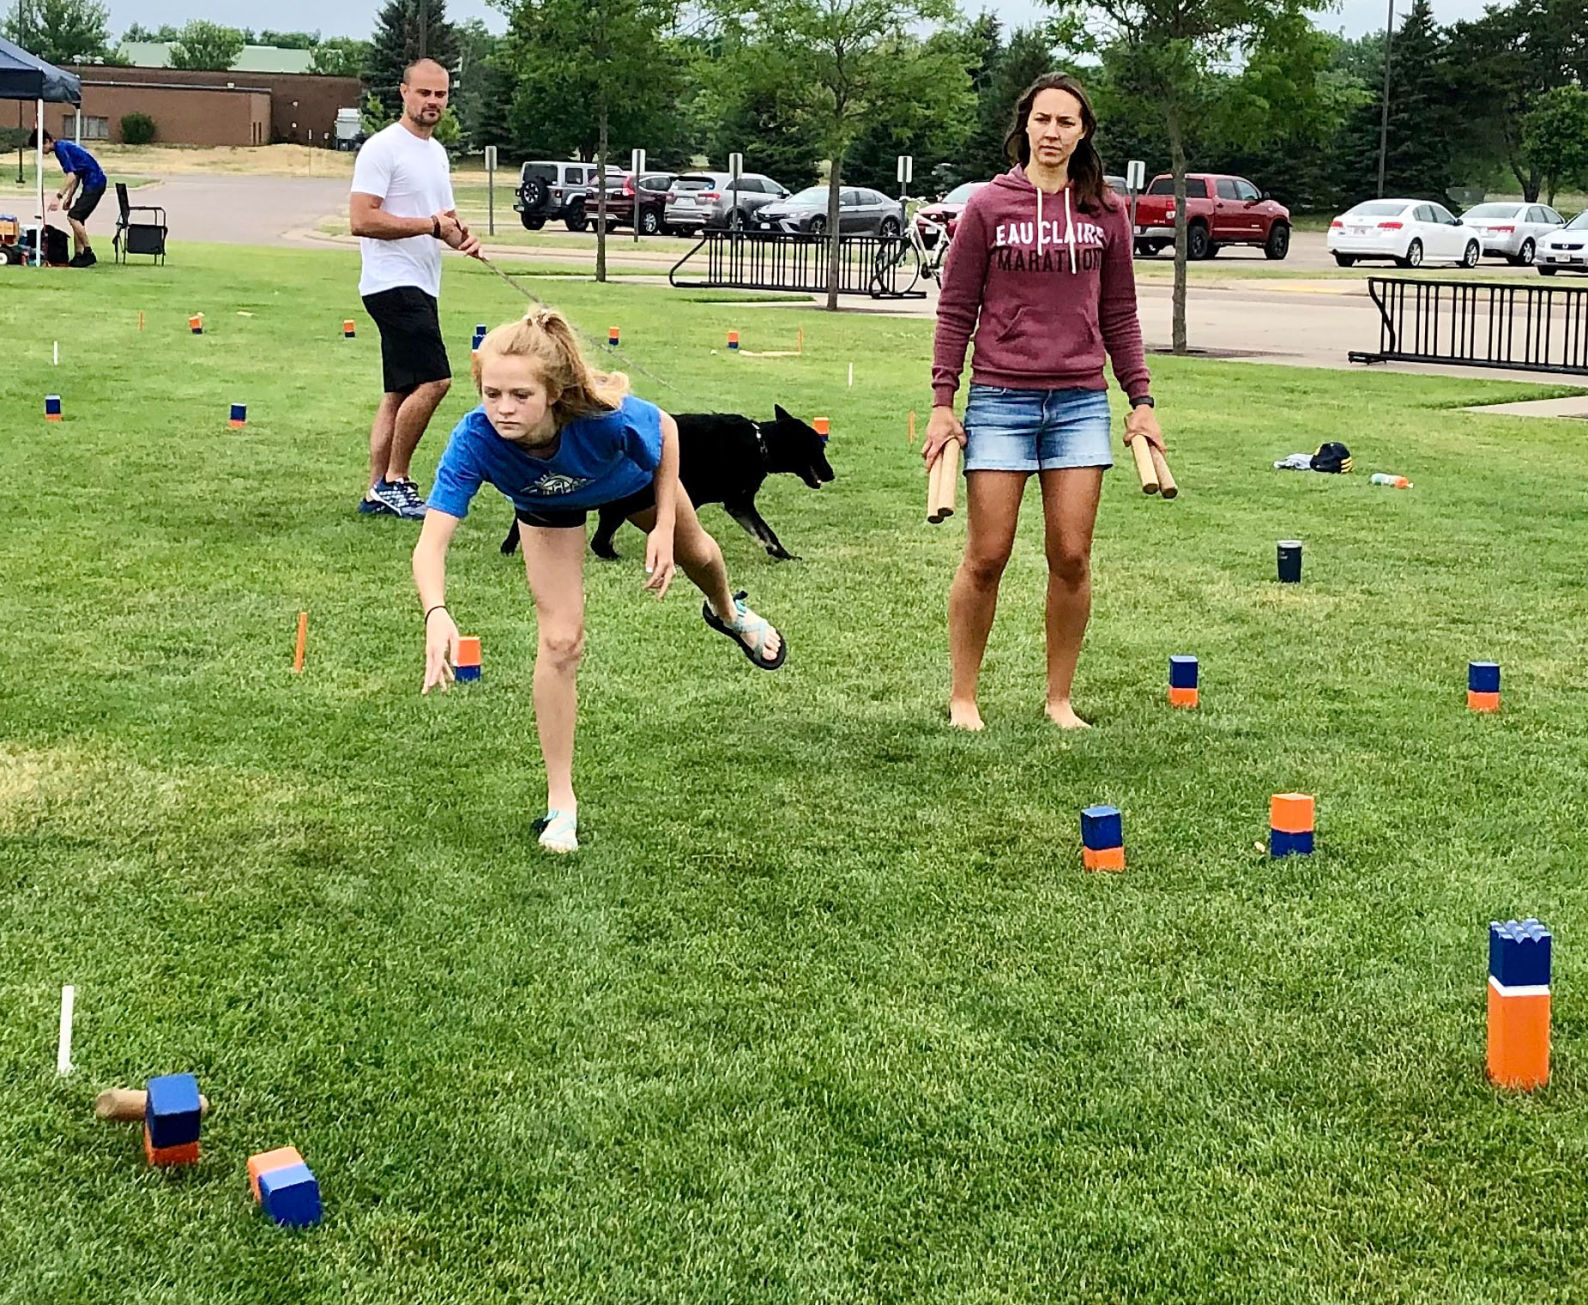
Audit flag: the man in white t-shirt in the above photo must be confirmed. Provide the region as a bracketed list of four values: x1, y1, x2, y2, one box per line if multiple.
[349, 58, 481, 519]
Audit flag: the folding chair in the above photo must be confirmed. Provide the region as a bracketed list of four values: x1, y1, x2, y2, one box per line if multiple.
[113, 182, 167, 265]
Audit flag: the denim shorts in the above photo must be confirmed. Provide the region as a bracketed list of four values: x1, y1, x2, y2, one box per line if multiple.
[962, 385, 1114, 473]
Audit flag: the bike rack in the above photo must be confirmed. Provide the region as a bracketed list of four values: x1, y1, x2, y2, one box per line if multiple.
[669, 230, 927, 299]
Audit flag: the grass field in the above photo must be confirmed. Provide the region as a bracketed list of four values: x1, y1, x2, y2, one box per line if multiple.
[4, 244, 1588, 1303]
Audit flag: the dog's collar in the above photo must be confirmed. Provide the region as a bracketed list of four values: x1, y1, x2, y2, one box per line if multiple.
[752, 421, 771, 466]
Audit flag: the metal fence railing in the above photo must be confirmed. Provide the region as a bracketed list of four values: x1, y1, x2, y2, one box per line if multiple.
[1348, 276, 1588, 375]
[669, 231, 928, 300]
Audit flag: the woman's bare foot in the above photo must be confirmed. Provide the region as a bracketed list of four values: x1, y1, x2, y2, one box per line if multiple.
[949, 699, 985, 730]
[1045, 700, 1091, 730]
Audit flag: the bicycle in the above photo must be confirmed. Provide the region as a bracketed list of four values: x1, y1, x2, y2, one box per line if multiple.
[869, 197, 948, 297]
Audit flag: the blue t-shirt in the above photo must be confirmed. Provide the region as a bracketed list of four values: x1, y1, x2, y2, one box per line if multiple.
[428, 394, 663, 519]
[53, 141, 105, 190]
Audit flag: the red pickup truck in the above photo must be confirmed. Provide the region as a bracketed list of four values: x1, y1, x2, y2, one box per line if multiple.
[1131, 173, 1291, 260]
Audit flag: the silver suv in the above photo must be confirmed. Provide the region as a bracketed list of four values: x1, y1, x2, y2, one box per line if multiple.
[664, 171, 790, 232]
[514, 161, 622, 232]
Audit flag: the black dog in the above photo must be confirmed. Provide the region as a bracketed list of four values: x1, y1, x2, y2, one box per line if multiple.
[500, 405, 834, 561]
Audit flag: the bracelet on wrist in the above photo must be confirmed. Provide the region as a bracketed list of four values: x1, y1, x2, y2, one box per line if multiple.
[424, 604, 448, 623]
[432, 216, 441, 239]
[1130, 395, 1155, 409]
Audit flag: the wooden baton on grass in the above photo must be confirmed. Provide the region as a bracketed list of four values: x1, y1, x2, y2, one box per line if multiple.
[95, 1088, 211, 1122]
[927, 439, 961, 523]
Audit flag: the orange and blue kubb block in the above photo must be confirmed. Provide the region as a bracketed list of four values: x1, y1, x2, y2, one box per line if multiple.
[1270, 793, 1314, 857]
[1469, 661, 1500, 713]
[342, 318, 356, 338]
[1081, 804, 1125, 872]
[455, 635, 482, 682]
[229, 403, 247, 428]
[45, 394, 61, 421]
[1488, 918, 1550, 1090]
[1169, 654, 1199, 708]
[248, 1145, 322, 1226]
[727, 330, 740, 351]
[189, 314, 204, 335]
[143, 1072, 201, 1166]
[609, 325, 620, 347]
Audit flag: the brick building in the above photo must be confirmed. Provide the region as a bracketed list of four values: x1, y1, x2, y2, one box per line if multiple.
[21, 65, 361, 147]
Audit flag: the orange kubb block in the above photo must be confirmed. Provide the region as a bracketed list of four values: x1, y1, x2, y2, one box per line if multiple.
[1468, 690, 1500, 712]
[1081, 845, 1126, 872]
[455, 636, 481, 668]
[1487, 986, 1550, 1090]
[248, 1146, 305, 1201]
[1269, 793, 1315, 834]
[143, 1123, 199, 1167]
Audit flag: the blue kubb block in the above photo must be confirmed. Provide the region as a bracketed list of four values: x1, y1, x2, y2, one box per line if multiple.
[1169, 655, 1199, 689]
[1469, 661, 1500, 693]
[145, 1073, 201, 1149]
[1080, 805, 1123, 850]
[260, 1162, 322, 1227]
[454, 664, 481, 681]
[1270, 828, 1314, 857]
[1489, 918, 1551, 988]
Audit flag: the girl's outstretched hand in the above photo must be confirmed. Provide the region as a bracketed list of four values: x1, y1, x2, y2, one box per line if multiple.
[644, 530, 676, 600]
[422, 610, 460, 694]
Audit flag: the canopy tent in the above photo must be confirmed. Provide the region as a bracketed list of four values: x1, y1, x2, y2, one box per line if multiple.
[0, 36, 82, 265]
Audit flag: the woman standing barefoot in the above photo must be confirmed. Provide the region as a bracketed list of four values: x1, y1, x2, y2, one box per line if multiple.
[922, 73, 1164, 730]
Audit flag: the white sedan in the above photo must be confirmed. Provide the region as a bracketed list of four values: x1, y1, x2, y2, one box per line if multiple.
[1328, 199, 1481, 269]
[1536, 211, 1588, 276]
[1460, 201, 1565, 265]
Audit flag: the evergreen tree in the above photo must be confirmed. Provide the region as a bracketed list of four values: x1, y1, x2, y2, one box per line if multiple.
[364, 0, 461, 123]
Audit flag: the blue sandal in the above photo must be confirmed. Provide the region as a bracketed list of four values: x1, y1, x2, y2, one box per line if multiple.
[703, 591, 786, 670]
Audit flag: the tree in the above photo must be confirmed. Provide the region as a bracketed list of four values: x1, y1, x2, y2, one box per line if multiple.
[1050, 0, 1328, 353]
[500, 0, 683, 282]
[1522, 85, 1588, 203]
[960, 21, 1063, 187]
[844, 28, 977, 193]
[452, 20, 511, 154]
[258, 29, 321, 49]
[310, 37, 370, 78]
[711, 0, 964, 311]
[693, 33, 824, 189]
[2, 0, 112, 65]
[365, 0, 462, 122]
[168, 19, 248, 70]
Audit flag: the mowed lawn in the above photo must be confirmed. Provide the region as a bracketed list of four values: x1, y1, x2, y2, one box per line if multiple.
[4, 244, 1588, 1304]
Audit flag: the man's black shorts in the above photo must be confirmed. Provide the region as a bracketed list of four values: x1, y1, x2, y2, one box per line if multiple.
[68, 184, 104, 224]
[362, 286, 451, 395]
[513, 480, 656, 530]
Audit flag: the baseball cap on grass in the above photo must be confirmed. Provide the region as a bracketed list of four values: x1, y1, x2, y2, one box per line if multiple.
[1311, 442, 1352, 473]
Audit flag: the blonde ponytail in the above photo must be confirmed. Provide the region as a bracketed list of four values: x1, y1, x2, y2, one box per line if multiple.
[471, 306, 629, 426]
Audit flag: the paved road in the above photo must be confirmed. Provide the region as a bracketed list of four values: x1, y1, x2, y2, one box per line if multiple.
[135, 174, 350, 245]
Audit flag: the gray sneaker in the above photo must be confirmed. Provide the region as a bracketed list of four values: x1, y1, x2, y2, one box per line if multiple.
[391, 478, 428, 519]
[359, 480, 408, 517]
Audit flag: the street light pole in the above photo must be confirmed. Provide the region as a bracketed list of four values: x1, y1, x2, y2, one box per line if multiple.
[1376, 0, 1394, 199]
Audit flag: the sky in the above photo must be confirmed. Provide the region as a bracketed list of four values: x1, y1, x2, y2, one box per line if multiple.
[105, 0, 1495, 43]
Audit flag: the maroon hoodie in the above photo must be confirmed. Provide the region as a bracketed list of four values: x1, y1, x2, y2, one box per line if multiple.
[931, 165, 1150, 408]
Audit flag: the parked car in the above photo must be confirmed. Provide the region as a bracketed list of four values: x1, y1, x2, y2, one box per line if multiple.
[664, 172, 790, 231]
[753, 185, 904, 236]
[1536, 210, 1588, 276]
[1460, 201, 1566, 265]
[1327, 199, 1481, 268]
[1132, 173, 1291, 260]
[582, 171, 676, 235]
[913, 181, 988, 249]
[514, 161, 622, 232]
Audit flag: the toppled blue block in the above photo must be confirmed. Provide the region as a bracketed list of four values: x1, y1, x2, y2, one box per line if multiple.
[1269, 828, 1314, 857]
[1490, 918, 1551, 988]
[259, 1162, 322, 1227]
[1469, 661, 1501, 694]
[1169, 655, 1199, 689]
[145, 1073, 201, 1149]
[1080, 805, 1123, 850]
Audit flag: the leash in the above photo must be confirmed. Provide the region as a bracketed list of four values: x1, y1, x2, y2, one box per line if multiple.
[476, 254, 689, 401]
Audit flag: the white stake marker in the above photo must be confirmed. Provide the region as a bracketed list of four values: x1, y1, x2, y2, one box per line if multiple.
[53, 341, 58, 365]
[848, 362, 853, 387]
[57, 984, 75, 1075]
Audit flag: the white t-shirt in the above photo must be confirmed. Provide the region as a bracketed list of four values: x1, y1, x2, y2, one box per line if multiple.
[351, 122, 455, 299]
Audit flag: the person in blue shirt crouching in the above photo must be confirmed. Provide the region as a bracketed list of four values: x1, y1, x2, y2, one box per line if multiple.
[29, 128, 107, 267]
[413, 306, 787, 854]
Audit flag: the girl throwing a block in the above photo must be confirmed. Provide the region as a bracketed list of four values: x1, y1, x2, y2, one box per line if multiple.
[413, 307, 786, 853]
[922, 73, 1164, 731]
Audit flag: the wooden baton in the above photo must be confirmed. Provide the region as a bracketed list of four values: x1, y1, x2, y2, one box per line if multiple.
[927, 439, 961, 523]
[1149, 445, 1178, 499]
[94, 1088, 211, 1122]
[1129, 435, 1159, 494]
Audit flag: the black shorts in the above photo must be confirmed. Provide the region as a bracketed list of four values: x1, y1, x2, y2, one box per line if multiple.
[362, 286, 451, 395]
[514, 480, 656, 529]
[68, 184, 104, 224]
